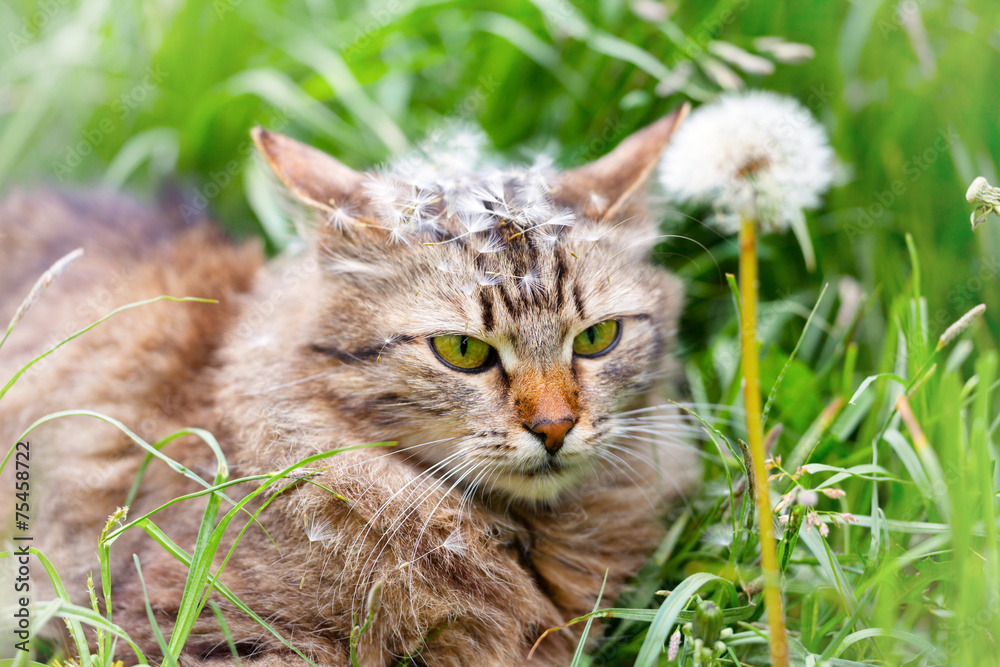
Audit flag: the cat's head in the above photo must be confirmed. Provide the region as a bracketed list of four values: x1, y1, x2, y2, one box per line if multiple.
[253, 108, 689, 502]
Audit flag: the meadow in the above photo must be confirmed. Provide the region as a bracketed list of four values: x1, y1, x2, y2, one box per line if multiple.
[2, 0, 1000, 664]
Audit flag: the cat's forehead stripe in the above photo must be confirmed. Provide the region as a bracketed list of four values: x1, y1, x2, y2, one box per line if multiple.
[552, 247, 568, 312]
[479, 289, 495, 332]
[572, 282, 586, 320]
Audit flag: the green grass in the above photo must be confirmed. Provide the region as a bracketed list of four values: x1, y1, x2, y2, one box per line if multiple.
[3, 0, 1000, 664]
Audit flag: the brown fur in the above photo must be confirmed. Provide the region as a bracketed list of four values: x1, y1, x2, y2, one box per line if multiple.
[0, 109, 697, 666]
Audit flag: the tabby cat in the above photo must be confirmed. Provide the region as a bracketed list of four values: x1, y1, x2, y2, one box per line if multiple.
[0, 106, 697, 666]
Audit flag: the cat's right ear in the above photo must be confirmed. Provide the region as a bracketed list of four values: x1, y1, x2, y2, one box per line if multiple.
[251, 128, 373, 221]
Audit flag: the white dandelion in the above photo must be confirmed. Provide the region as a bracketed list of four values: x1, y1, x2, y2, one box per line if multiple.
[659, 90, 834, 236]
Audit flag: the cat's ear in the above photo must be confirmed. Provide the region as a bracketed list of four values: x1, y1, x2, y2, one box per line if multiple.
[251, 128, 372, 218]
[553, 104, 690, 221]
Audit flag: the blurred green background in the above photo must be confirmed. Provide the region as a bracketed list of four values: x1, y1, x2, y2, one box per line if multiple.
[2, 0, 999, 351]
[4, 1, 1000, 662]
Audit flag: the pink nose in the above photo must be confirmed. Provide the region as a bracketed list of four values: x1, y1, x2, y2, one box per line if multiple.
[527, 418, 576, 454]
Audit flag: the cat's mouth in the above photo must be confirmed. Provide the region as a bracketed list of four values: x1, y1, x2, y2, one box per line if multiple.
[531, 458, 565, 475]
[493, 454, 592, 502]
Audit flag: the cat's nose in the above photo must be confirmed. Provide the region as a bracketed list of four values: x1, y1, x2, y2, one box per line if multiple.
[527, 418, 576, 455]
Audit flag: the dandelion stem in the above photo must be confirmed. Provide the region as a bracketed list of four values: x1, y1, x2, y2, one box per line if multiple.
[738, 215, 788, 666]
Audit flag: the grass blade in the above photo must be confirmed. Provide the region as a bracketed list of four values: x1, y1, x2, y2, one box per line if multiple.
[634, 573, 736, 667]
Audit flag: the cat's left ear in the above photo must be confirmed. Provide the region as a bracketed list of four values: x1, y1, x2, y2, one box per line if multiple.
[553, 104, 690, 221]
[251, 127, 372, 219]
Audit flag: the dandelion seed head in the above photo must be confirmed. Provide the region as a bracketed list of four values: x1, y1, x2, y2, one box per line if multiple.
[442, 528, 467, 556]
[325, 204, 357, 230]
[518, 268, 546, 298]
[475, 269, 502, 287]
[532, 228, 561, 247]
[305, 516, 335, 543]
[659, 90, 834, 234]
[702, 523, 734, 547]
[475, 232, 506, 254]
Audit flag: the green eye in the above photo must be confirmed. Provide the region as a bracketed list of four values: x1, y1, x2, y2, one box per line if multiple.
[431, 335, 495, 371]
[572, 320, 621, 357]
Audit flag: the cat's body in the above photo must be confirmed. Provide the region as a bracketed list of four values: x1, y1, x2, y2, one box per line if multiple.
[0, 108, 696, 666]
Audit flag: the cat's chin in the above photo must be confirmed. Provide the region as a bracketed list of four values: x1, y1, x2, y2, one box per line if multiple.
[488, 460, 593, 504]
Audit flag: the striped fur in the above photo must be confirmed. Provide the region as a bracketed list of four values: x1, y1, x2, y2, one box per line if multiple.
[0, 108, 698, 666]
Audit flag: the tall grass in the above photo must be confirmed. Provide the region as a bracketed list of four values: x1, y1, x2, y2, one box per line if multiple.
[2, 0, 1000, 664]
